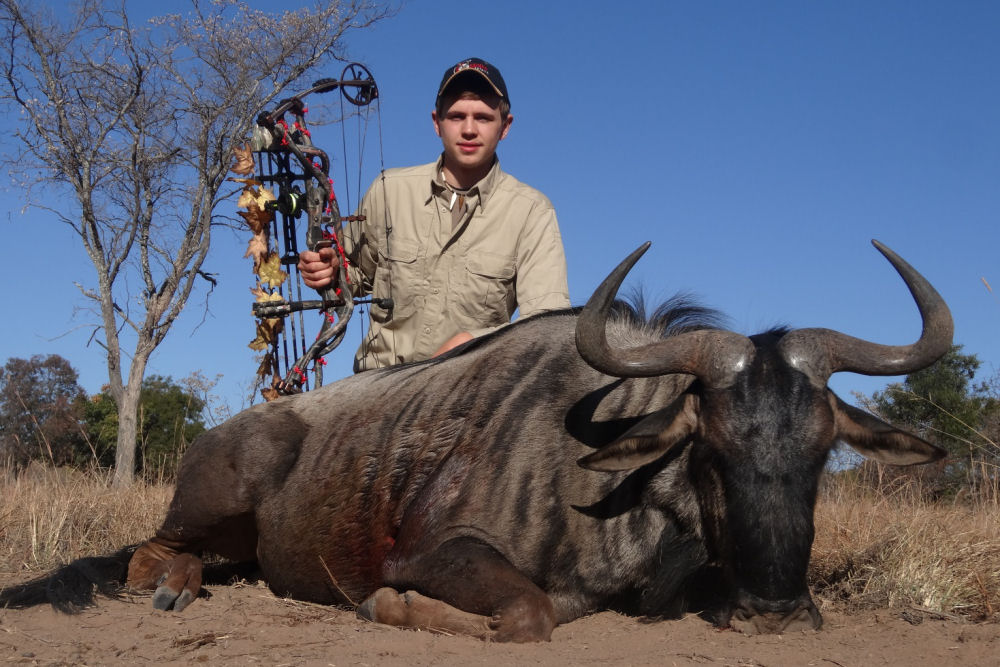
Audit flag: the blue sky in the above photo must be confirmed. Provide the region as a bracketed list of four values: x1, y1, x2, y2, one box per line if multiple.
[4, 0, 998, 416]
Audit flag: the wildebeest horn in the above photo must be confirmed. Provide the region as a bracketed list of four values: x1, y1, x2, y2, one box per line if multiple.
[575, 243, 755, 386]
[576, 240, 953, 387]
[777, 239, 954, 382]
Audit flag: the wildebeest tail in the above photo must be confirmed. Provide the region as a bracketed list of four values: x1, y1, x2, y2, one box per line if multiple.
[0, 544, 138, 613]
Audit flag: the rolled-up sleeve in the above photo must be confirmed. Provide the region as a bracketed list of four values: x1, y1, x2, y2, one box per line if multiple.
[513, 201, 570, 318]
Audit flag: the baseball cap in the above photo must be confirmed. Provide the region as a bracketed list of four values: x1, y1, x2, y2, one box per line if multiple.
[436, 57, 510, 107]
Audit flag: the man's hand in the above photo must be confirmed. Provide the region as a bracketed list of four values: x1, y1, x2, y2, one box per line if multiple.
[298, 247, 339, 289]
[432, 332, 474, 357]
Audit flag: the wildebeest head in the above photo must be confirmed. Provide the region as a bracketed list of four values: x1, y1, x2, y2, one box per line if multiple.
[575, 241, 951, 634]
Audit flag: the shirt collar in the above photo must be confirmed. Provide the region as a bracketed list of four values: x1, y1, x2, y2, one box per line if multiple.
[428, 154, 501, 211]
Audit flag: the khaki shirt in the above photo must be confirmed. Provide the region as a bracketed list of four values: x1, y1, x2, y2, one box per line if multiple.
[341, 157, 570, 371]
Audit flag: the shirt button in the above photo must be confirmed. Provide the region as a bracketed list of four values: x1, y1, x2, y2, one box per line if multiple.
[423, 327, 431, 334]
[432, 288, 440, 294]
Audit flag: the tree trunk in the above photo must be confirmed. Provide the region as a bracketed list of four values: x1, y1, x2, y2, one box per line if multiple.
[111, 358, 148, 487]
[113, 383, 141, 487]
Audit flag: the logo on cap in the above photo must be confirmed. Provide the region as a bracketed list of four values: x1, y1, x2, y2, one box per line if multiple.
[455, 61, 488, 75]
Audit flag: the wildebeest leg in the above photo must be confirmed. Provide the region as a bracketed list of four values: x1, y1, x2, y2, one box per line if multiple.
[127, 505, 257, 611]
[128, 510, 257, 611]
[361, 536, 557, 642]
[358, 588, 495, 638]
[125, 422, 264, 611]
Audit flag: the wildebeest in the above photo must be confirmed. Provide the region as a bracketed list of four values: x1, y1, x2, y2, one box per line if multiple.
[2, 240, 950, 641]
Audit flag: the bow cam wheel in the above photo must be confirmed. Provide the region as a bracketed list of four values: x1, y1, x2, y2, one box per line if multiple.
[341, 62, 378, 106]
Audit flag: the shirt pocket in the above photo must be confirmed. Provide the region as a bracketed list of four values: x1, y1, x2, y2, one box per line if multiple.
[371, 239, 420, 322]
[458, 251, 516, 325]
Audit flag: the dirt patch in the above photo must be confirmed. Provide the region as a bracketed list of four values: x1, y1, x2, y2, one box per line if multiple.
[1, 579, 996, 666]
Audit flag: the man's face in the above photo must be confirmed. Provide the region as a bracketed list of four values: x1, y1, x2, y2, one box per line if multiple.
[432, 93, 513, 179]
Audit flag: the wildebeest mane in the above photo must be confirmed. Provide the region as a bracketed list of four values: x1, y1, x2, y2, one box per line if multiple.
[748, 326, 793, 347]
[609, 287, 727, 337]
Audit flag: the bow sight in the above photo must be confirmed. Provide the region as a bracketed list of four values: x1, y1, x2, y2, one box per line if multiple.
[242, 62, 379, 398]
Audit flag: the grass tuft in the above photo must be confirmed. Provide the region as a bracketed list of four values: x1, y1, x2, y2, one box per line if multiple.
[0, 463, 171, 575]
[811, 471, 1000, 621]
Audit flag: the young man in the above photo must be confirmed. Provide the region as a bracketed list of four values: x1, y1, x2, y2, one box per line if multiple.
[299, 57, 570, 371]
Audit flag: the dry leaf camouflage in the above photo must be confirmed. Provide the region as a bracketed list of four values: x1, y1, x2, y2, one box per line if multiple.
[248, 314, 284, 351]
[260, 386, 282, 402]
[249, 285, 285, 349]
[256, 352, 276, 379]
[237, 184, 276, 210]
[258, 252, 288, 288]
[250, 284, 283, 303]
[245, 233, 269, 272]
[238, 203, 273, 235]
[230, 143, 255, 176]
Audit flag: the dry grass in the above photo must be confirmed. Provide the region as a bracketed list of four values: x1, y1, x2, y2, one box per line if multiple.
[811, 471, 1000, 621]
[1, 463, 997, 624]
[0, 463, 172, 576]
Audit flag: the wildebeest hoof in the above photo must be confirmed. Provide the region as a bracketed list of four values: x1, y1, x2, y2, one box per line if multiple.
[356, 588, 386, 622]
[152, 585, 178, 610]
[151, 585, 195, 612]
[356, 587, 410, 624]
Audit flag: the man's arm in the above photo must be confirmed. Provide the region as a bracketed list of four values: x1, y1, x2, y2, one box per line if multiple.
[513, 202, 571, 318]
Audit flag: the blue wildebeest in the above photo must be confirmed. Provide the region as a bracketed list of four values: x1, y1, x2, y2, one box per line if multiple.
[2, 240, 950, 641]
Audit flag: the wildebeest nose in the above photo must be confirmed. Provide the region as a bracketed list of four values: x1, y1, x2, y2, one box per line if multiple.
[730, 594, 822, 635]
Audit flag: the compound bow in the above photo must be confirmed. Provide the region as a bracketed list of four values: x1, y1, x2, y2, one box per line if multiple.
[232, 62, 382, 399]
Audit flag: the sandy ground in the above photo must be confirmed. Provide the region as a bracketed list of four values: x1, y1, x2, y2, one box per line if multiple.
[1, 578, 997, 666]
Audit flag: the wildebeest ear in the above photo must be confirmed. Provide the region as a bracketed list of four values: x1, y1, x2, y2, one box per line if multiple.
[832, 394, 947, 465]
[578, 394, 699, 472]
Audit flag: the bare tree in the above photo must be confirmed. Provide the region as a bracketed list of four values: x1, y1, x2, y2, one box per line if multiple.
[0, 0, 390, 485]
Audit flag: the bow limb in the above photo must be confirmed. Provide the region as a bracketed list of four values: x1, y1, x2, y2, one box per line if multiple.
[298, 167, 355, 388]
[271, 120, 355, 392]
